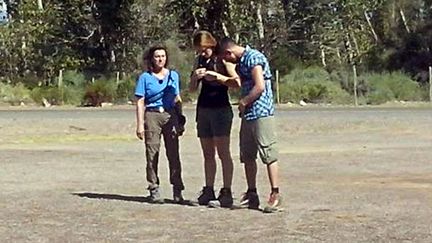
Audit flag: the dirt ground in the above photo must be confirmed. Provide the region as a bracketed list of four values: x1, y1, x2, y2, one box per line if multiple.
[1, 106, 431, 242]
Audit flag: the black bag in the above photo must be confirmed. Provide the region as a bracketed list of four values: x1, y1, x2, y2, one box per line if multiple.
[174, 102, 186, 136]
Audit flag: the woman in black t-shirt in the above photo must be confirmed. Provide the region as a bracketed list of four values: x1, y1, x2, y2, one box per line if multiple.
[189, 31, 240, 208]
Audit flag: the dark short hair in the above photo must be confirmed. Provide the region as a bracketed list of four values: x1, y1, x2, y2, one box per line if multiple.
[216, 37, 236, 55]
[144, 45, 169, 71]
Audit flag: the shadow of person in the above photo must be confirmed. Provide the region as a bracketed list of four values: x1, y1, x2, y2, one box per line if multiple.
[72, 192, 197, 206]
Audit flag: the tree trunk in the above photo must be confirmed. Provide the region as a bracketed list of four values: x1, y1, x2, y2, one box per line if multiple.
[222, 22, 230, 37]
[234, 33, 239, 43]
[37, 0, 43, 10]
[192, 11, 200, 30]
[255, 2, 265, 41]
[344, 34, 354, 64]
[281, 0, 291, 27]
[364, 11, 379, 42]
[351, 32, 360, 58]
[321, 47, 326, 67]
[399, 8, 410, 33]
[336, 48, 342, 64]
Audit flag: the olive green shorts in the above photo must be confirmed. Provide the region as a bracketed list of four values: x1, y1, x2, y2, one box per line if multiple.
[240, 116, 278, 165]
[196, 106, 233, 138]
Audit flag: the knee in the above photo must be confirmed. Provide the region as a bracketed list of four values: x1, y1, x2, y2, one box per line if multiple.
[217, 147, 232, 163]
[218, 153, 233, 165]
[145, 142, 160, 151]
[204, 157, 216, 164]
[202, 149, 216, 161]
[220, 158, 233, 170]
[203, 155, 216, 165]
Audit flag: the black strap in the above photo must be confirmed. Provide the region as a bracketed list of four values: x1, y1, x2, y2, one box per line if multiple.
[145, 70, 172, 104]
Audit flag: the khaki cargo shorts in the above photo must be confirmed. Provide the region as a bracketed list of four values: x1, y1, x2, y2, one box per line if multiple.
[240, 116, 278, 164]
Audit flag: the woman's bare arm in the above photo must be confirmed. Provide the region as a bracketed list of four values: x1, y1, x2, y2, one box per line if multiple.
[204, 61, 241, 88]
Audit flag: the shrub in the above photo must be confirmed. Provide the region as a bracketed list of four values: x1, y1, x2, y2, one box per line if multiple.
[83, 78, 117, 106]
[330, 67, 369, 97]
[31, 85, 84, 106]
[115, 75, 136, 103]
[18, 73, 43, 89]
[62, 86, 85, 105]
[60, 70, 86, 87]
[279, 66, 351, 104]
[0, 83, 32, 105]
[359, 72, 424, 104]
[31, 87, 62, 105]
[419, 83, 430, 101]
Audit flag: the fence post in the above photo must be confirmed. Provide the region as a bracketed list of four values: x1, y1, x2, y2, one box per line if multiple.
[429, 66, 432, 102]
[116, 71, 120, 85]
[275, 69, 280, 105]
[58, 69, 63, 87]
[58, 69, 64, 105]
[353, 64, 358, 106]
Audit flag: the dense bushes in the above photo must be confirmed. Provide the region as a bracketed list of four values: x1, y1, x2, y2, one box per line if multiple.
[0, 83, 32, 105]
[0, 73, 136, 106]
[279, 67, 351, 104]
[278, 66, 428, 105]
[358, 72, 424, 104]
[115, 76, 136, 104]
[0, 65, 428, 106]
[83, 79, 117, 106]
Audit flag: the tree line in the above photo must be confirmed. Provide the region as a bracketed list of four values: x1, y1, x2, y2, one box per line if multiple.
[1, 0, 431, 105]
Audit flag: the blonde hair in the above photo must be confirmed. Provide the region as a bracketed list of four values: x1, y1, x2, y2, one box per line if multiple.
[193, 30, 217, 48]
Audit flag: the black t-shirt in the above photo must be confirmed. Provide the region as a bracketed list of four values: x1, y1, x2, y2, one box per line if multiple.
[196, 56, 230, 108]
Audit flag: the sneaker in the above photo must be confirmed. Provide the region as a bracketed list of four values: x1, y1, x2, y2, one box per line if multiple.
[208, 188, 233, 208]
[197, 186, 216, 205]
[263, 193, 282, 213]
[239, 191, 260, 209]
[173, 187, 184, 203]
[149, 187, 164, 204]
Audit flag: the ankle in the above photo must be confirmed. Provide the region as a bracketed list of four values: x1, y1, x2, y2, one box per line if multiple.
[247, 188, 257, 194]
[205, 185, 214, 190]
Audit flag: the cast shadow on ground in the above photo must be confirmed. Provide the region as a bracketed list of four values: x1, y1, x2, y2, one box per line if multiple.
[72, 192, 197, 207]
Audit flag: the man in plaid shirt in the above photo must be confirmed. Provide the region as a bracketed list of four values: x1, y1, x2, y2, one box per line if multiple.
[208, 37, 282, 213]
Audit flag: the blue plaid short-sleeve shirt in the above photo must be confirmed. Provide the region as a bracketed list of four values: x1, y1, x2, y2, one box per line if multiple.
[237, 46, 274, 121]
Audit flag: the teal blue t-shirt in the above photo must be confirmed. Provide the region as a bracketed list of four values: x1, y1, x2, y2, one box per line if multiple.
[135, 70, 180, 109]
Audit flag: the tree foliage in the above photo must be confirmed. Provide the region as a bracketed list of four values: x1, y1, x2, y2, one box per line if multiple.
[0, 0, 431, 86]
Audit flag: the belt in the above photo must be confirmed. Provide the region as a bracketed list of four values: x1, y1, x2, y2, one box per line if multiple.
[146, 106, 170, 113]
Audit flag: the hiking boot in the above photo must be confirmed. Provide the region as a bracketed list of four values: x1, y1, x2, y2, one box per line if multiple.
[197, 186, 216, 205]
[173, 187, 184, 203]
[263, 193, 282, 213]
[208, 188, 233, 208]
[239, 191, 260, 209]
[149, 187, 164, 204]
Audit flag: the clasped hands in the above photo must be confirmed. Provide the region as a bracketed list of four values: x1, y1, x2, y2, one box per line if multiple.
[193, 68, 248, 116]
[193, 68, 220, 82]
